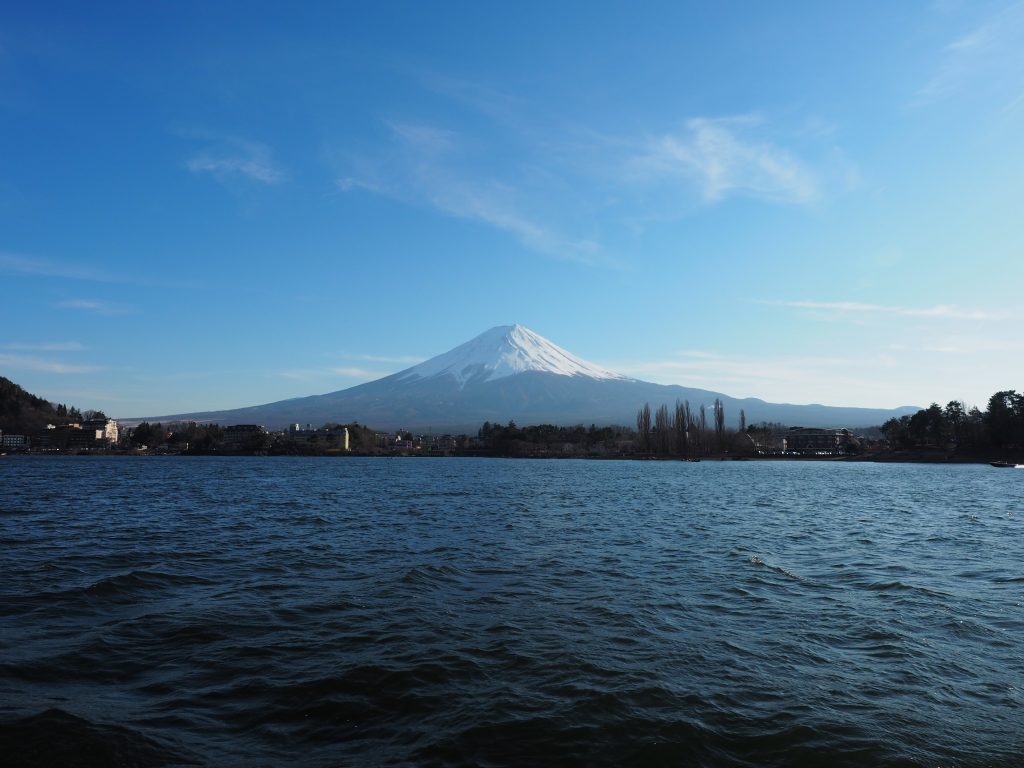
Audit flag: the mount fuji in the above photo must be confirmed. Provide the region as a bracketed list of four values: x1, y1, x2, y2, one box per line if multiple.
[146, 324, 918, 430]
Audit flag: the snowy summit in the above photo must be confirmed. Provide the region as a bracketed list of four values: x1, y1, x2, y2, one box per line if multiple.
[397, 324, 628, 387]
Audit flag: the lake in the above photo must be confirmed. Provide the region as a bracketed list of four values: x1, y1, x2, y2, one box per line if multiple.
[1, 456, 1021, 766]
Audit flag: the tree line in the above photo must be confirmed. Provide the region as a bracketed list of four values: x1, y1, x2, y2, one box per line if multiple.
[881, 390, 1024, 452]
[130, 421, 225, 451]
[124, 420, 382, 454]
[474, 400, 750, 458]
[477, 421, 625, 455]
[636, 398, 745, 457]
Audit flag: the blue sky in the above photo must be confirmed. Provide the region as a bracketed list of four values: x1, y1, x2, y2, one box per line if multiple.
[2, 1, 1022, 417]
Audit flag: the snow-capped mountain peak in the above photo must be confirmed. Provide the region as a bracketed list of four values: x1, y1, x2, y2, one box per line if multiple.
[397, 324, 628, 387]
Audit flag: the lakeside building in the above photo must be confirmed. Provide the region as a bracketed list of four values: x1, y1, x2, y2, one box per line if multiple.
[376, 431, 420, 452]
[279, 426, 350, 451]
[34, 418, 120, 451]
[222, 424, 267, 449]
[782, 427, 859, 455]
[81, 418, 119, 445]
[1, 432, 29, 450]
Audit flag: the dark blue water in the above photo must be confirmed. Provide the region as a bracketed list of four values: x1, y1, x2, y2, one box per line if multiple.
[1, 457, 1022, 766]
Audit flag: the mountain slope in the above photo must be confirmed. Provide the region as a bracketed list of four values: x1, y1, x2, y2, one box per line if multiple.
[0, 376, 70, 434]
[141, 325, 919, 431]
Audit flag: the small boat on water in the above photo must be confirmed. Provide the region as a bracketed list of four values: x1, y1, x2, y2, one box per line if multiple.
[990, 460, 1021, 468]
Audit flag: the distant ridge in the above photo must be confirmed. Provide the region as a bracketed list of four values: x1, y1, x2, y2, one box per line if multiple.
[138, 325, 920, 430]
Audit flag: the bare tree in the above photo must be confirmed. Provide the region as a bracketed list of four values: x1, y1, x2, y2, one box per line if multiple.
[675, 400, 688, 457]
[699, 404, 707, 456]
[714, 398, 725, 452]
[654, 403, 671, 454]
[636, 402, 651, 452]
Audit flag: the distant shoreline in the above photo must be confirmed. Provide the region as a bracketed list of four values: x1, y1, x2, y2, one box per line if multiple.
[4, 450, 1020, 466]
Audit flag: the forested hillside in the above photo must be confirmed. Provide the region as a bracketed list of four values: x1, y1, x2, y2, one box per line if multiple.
[0, 376, 81, 434]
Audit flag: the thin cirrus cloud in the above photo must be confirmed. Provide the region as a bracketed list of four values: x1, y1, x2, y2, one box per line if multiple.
[425, 180, 602, 264]
[280, 366, 391, 382]
[0, 251, 124, 283]
[56, 298, 133, 316]
[338, 111, 824, 266]
[0, 251, 200, 289]
[628, 116, 820, 204]
[344, 353, 425, 365]
[915, 2, 1024, 107]
[279, 369, 326, 382]
[328, 366, 389, 378]
[603, 348, 941, 409]
[0, 353, 100, 374]
[338, 121, 602, 265]
[605, 348, 893, 401]
[0, 341, 86, 352]
[279, 353, 425, 383]
[187, 138, 286, 185]
[768, 299, 1001, 321]
[610, 349, 867, 386]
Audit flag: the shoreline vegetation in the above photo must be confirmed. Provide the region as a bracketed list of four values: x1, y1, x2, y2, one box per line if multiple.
[1, 376, 1021, 465]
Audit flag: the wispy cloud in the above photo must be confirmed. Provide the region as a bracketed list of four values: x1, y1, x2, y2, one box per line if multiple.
[56, 298, 133, 316]
[606, 321, 1023, 410]
[338, 121, 602, 265]
[629, 116, 820, 204]
[279, 365, 391, 382]
[386, 121, 457, 153]
[338, 87, 833, 265]
[278, 353, 424, 383]
[915, 2, 1024, 106]
[604, 348, 911, 407]
[605, 347, 945, 410]
[419, 73, 526, 126]
[337, 119, 606, 264]
[342, 353, 425, 365]
[890, 335, 1024, 355]
[765, 299, 1001, 321]
[0, 252, 123, 283]
[611, 349, 867, 387]
[424, 178, 602, 263]
[0, 251, 199, 289]
[279, 370, 323, 382]
[0, 341, 86, 352]
[0, 353, 100, 374]
[642, 300, 1022, 407]
[187, 138, 285, 185]
[328, 366, 387, 378]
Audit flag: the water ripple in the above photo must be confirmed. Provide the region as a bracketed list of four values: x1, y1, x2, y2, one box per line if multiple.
[2, 456, 1022, 766]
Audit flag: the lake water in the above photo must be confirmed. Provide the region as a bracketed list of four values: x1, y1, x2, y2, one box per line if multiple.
[1, 456, 1022, 766]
